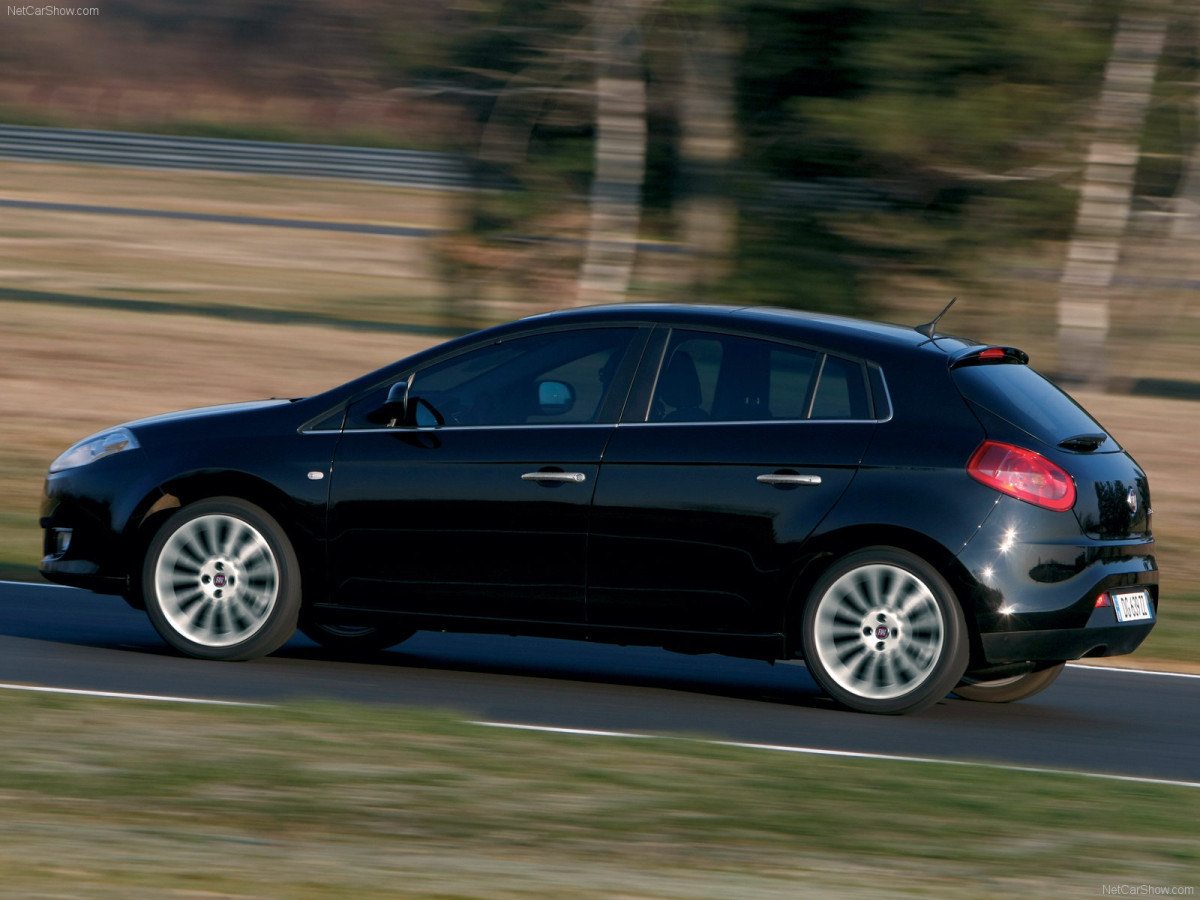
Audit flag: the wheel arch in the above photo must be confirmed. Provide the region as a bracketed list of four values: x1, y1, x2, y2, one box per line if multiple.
[782, 524, 980, 659]
[121, 471, 324, 610]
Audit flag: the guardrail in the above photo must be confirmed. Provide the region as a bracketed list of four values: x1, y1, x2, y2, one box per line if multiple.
[0, 124, 471, 190]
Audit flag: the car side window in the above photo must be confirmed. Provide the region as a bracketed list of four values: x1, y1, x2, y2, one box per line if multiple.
[811, 355, 870, 419]
[648, 330, 871, 422]
[392, 327, 637, 428]
[650, 331, 819, 422]
[649, 336, 723, 421]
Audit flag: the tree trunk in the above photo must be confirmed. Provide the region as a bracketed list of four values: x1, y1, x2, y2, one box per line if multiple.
[1058, 7, 1167, 386]
[578, 0, 648, 305]
[678, 21, 738, 296]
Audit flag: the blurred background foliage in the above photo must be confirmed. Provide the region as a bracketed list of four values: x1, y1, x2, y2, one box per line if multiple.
[4, 0, 1185, 318]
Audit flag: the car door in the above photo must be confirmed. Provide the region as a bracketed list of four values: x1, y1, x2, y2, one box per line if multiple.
[326, 325, 646, 624]
[586, 327, 879, 635]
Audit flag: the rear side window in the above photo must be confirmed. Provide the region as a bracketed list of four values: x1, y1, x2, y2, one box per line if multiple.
[649, 333, 819, 422]
[812, 355, 870, 419]
[952, 364, 1117, 449]
[647, 330, 873, 422]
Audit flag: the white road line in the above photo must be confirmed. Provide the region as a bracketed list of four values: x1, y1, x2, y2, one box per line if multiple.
[473, 720, 1200, 791]
[4, 683, 1195, 788]
[1066, 663, 1200, 680]
[0, 682, 267, 706]
[469, 721, 652, 739]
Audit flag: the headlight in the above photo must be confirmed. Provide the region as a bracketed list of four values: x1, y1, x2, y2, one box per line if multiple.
[49, 427, 140, 473]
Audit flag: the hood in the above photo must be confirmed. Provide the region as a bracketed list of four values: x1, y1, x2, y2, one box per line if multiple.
[124, 399, 294, 429]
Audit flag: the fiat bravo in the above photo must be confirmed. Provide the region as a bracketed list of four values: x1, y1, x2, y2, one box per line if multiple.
[39, 304, 1158, 714]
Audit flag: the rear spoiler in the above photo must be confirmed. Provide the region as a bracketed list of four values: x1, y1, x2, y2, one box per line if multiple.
[949, 346, 1029, 368]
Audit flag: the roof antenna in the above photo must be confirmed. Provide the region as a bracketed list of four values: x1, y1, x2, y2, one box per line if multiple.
[917, 296, 957, 338]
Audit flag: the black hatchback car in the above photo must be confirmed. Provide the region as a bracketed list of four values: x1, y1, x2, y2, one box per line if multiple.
[40, 304, 1158, 714]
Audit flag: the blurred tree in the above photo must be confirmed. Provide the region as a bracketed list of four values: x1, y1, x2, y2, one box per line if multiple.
[1, 0, 1140, 321]
[391, 0, 1121, 315]
[1058, 4, 1168, 386]
[724, 0, 1116, 314]
[668, 2, 740, 297]
[579, 0, 650, 304]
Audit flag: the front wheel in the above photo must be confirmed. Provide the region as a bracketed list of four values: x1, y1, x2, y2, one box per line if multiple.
[801, 547, 969, 715]
[141, 498, 301, 661]
[953, 662, 1065, 703]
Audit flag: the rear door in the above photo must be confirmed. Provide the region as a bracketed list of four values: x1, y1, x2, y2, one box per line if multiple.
[586, 327, 879, 635]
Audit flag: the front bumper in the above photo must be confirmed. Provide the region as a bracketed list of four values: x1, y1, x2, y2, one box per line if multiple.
[40, 515, 128, 593]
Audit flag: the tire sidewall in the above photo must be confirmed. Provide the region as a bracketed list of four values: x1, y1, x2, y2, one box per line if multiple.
[142, 497, 301, 661]
[953, 661, 1065, 703]
[801, 546, 969, 715]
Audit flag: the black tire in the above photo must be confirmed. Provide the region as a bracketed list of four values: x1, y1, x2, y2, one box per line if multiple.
[141, 497, 301, 661]
[299, 619, 416, 653]
[953, 662, 1065, 703]
[801, 547, 970, 715]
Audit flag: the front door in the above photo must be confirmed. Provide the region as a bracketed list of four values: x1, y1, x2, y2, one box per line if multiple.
[327, 325, 644, 625]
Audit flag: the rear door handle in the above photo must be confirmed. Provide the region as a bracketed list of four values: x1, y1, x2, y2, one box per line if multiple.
[756, 473, 822, 486]
[521, 471, 587, 483]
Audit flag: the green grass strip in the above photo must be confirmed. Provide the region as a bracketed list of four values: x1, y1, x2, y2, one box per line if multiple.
[0, 693, 1195, 898]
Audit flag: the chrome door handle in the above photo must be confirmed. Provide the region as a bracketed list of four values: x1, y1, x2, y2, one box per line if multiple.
[521, 471, 587, 483]
[757, 473, 822, 486]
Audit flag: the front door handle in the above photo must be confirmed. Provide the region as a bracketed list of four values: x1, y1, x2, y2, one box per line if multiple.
[521, 471, 587, 483]
[756, 473, 822, 486]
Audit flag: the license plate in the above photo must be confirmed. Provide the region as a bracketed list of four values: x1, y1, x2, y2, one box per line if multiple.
[1112, 589, 1154, 623]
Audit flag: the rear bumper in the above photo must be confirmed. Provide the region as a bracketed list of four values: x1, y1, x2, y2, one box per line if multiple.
[979, 607, 1156, 664]
[957, 497, 1158, 665]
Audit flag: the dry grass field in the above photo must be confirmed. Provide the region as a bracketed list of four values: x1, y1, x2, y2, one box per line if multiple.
[0, 161, 459, 326]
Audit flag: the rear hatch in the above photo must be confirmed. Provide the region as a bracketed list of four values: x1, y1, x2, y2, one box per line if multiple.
[951, 353, 1151, 540]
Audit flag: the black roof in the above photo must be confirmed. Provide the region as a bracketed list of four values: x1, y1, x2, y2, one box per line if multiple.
[518, 303, 981, 359]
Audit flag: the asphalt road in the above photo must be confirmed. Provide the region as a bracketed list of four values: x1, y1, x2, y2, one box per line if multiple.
[2, 580, 1196, 784]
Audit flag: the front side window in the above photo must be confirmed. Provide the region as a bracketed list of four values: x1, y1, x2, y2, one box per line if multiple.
[648, 330, 870, 422]
[395, 327, 637, 428]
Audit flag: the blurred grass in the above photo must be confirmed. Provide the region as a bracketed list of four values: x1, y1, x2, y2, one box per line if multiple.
[1135, 592, 1200, 666]
[0, 692, 1196, 899]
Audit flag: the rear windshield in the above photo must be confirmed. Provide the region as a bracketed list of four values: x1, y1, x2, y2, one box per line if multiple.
[952, 364, 1118, 450]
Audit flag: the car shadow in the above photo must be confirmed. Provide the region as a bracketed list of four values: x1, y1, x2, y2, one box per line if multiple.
[275, 630, 839, 712]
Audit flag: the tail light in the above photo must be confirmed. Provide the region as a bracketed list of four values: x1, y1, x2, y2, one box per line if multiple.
[967, 441, 1077, 512]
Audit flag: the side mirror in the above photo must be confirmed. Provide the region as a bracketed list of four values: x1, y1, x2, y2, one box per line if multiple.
[367, 381, 410, 427]
[537, 380, 575, 416]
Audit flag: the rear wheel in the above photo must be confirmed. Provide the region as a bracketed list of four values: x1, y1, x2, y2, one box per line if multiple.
[142, 498, 301, 661]
[299, 619, 415, 653]
[801, 547, 969, 715]
[953, 662, 1065, 703]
